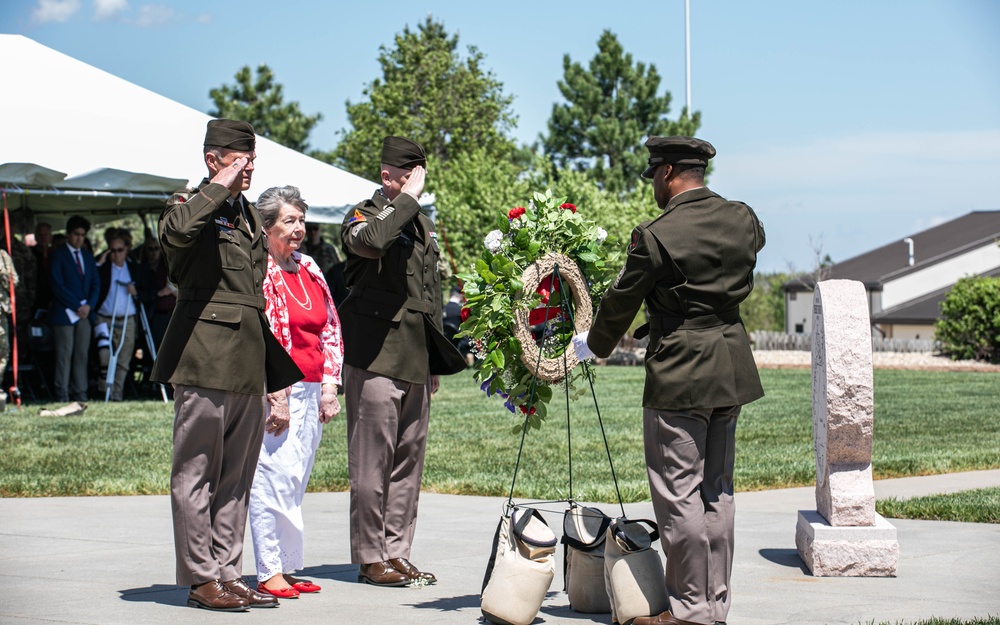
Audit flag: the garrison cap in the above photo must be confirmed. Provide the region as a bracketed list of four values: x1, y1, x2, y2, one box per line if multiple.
[381, 136, 426, 170]
[204, 119, 256, 151]
[641, 136, 716, 179]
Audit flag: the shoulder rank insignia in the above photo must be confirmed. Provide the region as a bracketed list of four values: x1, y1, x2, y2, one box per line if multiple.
[347, 209, 367, 225]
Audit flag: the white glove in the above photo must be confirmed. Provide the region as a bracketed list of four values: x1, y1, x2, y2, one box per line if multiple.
[572, 331, 596, 360]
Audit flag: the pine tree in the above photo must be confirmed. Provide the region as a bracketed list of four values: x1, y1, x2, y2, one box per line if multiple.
[543, 30, 700, 195]
[209, 64, 322, 153]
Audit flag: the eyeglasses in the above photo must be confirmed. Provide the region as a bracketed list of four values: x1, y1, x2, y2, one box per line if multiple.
[110, 247, 126, 253]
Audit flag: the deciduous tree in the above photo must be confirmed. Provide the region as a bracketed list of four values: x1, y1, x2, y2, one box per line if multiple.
[327, 16, 519, 182]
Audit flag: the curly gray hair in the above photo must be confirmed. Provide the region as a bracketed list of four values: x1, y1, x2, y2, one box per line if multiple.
[256, 185, 308, 230]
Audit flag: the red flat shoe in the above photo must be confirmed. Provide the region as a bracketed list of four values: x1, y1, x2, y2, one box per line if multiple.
[256, 582, 299, 599]
[283, 574, 321, 593]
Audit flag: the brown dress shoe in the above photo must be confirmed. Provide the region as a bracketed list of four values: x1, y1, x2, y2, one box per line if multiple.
[187, 580, 249, 612]
[222, 577, 280, 608]
[633, 612, 709, 625]
[389, 557, 437, 584]
[358, 561, 410, 587]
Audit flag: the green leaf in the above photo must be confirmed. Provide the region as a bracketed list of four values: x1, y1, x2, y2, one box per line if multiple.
[497, 212, 510, 233]
[514, 228, 531, 249]
[535, 385, 553, 402]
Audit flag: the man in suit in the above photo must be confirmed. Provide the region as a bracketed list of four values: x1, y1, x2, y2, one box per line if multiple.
[339, 136, 466, 587]
[49, 215, 100, 403]
[574, 137, 766, 625]
[151, 119, 302, 612]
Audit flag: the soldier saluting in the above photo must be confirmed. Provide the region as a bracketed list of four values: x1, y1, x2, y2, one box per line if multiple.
[338, 136, 466, 587]
[152, 119, 302, 612]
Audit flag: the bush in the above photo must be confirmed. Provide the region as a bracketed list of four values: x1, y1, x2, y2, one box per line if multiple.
[935, 276, 1000, 363]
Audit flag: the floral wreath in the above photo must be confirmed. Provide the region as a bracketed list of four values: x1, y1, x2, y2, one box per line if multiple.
[456, 189, 621, 430]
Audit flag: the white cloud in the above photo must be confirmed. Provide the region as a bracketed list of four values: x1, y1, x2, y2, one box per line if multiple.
[94, 0, 127, 20]
[32, 0, 81, 23]
[195, 13, 213, 24]
[132, 4, 176, 27]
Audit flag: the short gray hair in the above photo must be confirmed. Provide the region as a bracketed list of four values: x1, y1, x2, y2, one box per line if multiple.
[256, 185, 308, 230]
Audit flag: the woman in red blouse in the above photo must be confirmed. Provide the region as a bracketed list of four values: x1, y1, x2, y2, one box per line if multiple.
[249, 186, 344, 599]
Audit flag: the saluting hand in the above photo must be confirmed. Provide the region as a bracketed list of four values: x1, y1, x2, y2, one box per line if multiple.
[401, 165, 426, 200]
[210, 156, 249, 192]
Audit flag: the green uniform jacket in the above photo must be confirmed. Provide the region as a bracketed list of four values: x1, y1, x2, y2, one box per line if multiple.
[588, 187, 765, 410]
[339, 191, 466, 385]
[150, 179, 302, 394]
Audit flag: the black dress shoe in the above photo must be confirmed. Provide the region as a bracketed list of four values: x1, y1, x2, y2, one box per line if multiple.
[389, 557, 436, 584]
[358, 561, 410, 587]
[188, 580, 249, 612]
[222, 577, 279, 608]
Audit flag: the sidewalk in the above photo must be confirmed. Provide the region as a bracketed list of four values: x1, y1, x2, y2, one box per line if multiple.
[1, 470, 998, 625]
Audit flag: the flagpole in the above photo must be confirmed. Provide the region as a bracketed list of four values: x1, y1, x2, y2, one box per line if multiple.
[685, 0, 692, 113]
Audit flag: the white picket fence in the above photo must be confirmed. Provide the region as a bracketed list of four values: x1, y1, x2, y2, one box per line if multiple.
[750, 331, 937, 353]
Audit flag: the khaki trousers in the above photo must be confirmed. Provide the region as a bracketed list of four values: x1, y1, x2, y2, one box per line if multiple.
[170, 384, 266, 585]
[643, 405, 741, 625]
[53, 319, 91, 402]
[344, 364, 430, 565]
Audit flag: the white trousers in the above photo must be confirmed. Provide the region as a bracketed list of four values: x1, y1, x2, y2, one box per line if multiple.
[249, 381, 323, 581]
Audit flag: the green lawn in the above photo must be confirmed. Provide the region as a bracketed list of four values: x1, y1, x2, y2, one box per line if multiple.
[870, 618, 999, 625]
[877, 487, 1000, 524]
[1, 367, 998, 500]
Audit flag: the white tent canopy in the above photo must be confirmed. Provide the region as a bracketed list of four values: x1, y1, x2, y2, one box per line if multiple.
[0, 35, 378, 227]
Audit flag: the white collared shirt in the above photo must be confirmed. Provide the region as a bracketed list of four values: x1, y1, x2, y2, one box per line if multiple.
[98, 262, 137, 318]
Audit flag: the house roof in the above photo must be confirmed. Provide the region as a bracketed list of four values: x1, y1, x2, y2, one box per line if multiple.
[872, 265, 1000, 324]
[785, 210, 1000, 291]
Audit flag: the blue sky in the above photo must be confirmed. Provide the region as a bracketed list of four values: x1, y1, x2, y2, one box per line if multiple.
[2, 0, 999, 273]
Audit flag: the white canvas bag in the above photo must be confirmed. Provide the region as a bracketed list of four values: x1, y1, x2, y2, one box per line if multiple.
[481, 507, 557, 625]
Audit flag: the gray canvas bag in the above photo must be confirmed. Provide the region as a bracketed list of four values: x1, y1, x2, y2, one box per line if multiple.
[562, 505, 612, 613]
[603, 517, 669, 625]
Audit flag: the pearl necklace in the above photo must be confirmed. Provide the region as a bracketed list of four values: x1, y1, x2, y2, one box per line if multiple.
[279, 266, 312, 311]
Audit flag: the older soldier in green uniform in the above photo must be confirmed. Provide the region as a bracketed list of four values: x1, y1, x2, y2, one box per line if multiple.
[339, 136, 466, 587]
[152, 119, 302, 612]
[574, 137, 765, 625]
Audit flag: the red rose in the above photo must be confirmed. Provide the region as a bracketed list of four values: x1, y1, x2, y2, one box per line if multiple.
[460, 307, 470, 322]
[559, 202, 577, 213]
[519, 404, 537, 415]
[508, 206, 526, 220]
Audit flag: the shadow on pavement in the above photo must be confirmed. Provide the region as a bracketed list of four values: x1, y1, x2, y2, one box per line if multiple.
[758, 548, 810, 573]
[118, 584, 188, 607]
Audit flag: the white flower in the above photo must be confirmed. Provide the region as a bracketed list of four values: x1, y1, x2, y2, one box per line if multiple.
[597, 227, 608, 244]
[484, 230, 504, 253]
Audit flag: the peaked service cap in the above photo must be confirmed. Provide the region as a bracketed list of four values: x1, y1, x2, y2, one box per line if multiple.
[641, 136, 716, 179]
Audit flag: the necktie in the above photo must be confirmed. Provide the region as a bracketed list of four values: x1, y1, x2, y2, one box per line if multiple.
[73, 249, 84, 278]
